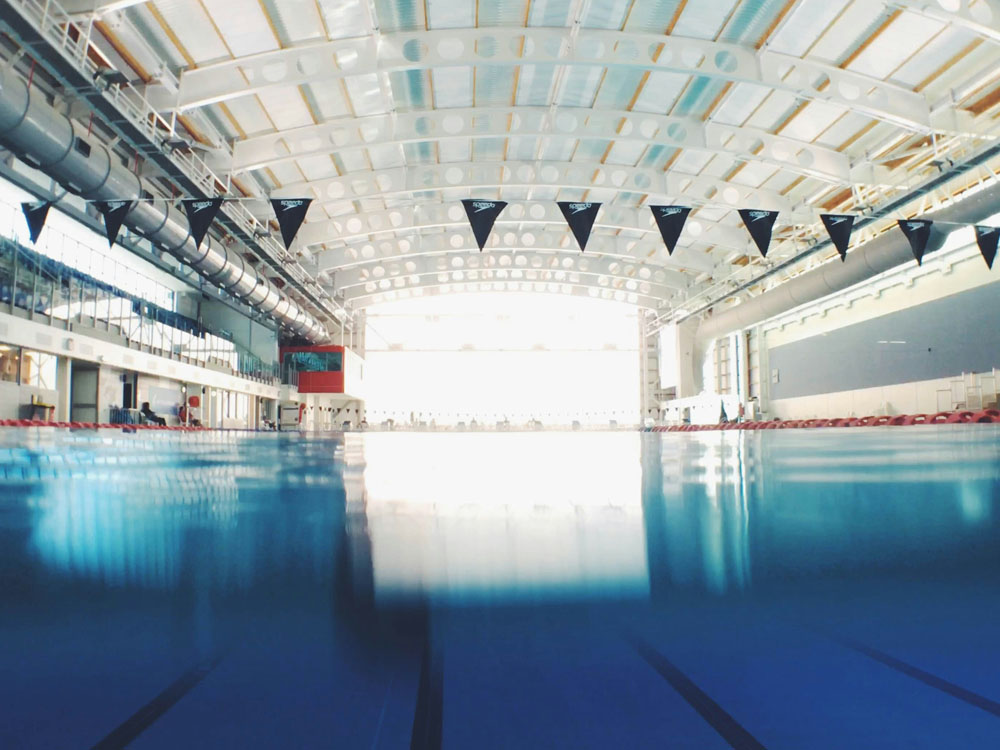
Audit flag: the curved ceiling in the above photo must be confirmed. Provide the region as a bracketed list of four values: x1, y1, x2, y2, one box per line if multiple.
[59, 0, 1000, 319]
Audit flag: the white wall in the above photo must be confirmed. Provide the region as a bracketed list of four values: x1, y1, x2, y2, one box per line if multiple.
[769, 372, 996, 420]
[757, 229, 998, 419]
[763, 230, 994, 349]
[343, 347, 366, 400]
[0, 380, 58, 419]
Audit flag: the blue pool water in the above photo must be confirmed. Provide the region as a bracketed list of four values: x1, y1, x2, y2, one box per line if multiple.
[1, 427, 999, 749]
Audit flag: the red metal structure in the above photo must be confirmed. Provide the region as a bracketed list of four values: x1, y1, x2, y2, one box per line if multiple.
[280, 345, 346, 393]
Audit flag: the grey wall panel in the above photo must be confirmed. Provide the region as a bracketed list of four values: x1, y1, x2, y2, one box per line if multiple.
[768, 281, 1000, 400]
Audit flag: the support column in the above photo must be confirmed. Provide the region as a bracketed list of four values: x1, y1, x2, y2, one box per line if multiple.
[355, 311, 366, 358]
[55, 355, 72, 421]
[638, 312, 661, 425]
[676, 319, 702, 398]
[205, 386, 217, 428]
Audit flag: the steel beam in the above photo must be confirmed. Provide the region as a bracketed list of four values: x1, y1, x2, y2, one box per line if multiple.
[275, 160, 807, 218]
[314, 232, 716, 277]
[342, 278, 665, 311]
[297, 202, 752, 260]
[177, 28, 932, 130]
[892, 0, 1000, 43]
[331, 251, 686, 295]
[233, 107, 851, 183]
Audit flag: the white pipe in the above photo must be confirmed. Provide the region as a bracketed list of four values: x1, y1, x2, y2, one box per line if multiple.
[0, 66, 329, 341]
[697, 178, 1000, 341]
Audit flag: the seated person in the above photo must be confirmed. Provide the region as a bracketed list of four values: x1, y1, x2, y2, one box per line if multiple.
[140, 401, 166, 426]
[177, 402, 201, 427]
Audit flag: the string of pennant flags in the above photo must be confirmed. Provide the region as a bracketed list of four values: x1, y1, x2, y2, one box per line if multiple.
[17, 195, 1000, 271]
[19, 197, 314, 253]
[462, 200, 1000, 270]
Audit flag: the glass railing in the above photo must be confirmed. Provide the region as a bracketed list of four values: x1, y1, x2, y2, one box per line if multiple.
[109, 406, 141, 425]
[0, 236, 279, 384]
[279, 366, 300, 389]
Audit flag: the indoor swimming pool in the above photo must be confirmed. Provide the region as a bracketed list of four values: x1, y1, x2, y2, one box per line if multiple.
[1, 426, 998, 749]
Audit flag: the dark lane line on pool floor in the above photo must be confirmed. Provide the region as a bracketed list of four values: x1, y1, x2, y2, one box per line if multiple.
[410, 639, 443, 750]
[626, 635, 768, 750]
[836, 639, 1000, 719]
[89, 655, 223, 750]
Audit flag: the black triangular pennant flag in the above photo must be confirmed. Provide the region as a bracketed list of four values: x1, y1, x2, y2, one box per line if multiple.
[897, 219, 933, 265]
[974, 225, 1000, 269]
[461, 199, 507, 251]
[270, 198, 313, 250]
[21, 201, 52, 244]
[182, 198, 225, 249]
[558, 201, 601, 252]
[819, 213, 855, 261]
[738, 209, 779, 257]
[93, 199, 133, 247]
[650, 205, 691, 255]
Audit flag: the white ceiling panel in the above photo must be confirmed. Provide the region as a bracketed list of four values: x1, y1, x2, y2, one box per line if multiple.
[439, 138, 473, 163]
[256, 88, 316, 130]
[427, 0, 474, 29]
[344, 74, 388, 116]
[367, 143, 407, 169]
[152, 0, 231, 63]
[432, 67, 474, 108]
[260, 0, 326, 45]
[671, 0, 739, 39]
[846, 13, 945, 81]
[806, 2, 889, 65]
[317, 0, 371, 40]
[528, 0, 575, 28]
[206, 0, 280, 58]
[767, 0, 846, 57]
[630, 72, 689, 114]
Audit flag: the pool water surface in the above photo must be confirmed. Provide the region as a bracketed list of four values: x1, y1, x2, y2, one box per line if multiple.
[1, 427, 998, 749]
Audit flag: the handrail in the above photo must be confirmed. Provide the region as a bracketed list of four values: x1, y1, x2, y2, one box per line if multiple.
[0, 235, 281, 383]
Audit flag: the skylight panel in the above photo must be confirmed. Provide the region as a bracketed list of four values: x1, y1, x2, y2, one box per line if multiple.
[318, 0, 370, 40]
[438, 138, 473, 164]
[670, 0, 739, 40]
[709, 82, 773, 126]
[630, 72, 689, 114]
[432, 67, 474, 108]
[623, 0, 684, 33]
[207, 0, 280, 58]
[845, 13, 944, 80]
[528, 0, 574, 27]
[256, 87, 316, 130]
[557, 66, 605, 108]
[426, 0, 475, 29]
[766, 0, 844, 57]
[581, 0, 632, 30]
[344, 74, 387, 117]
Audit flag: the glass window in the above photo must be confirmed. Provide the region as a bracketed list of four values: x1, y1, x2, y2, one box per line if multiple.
[0, 344, 19, 383]
[282, 351, 342, 372]
[20, 350, 56, 390]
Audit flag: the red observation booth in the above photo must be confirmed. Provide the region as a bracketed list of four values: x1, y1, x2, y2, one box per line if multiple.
[280, 345, 348, 393]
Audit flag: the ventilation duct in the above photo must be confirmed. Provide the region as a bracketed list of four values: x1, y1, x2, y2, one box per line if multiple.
[697, 178, 1000, 342]
[0, 66, 329, 341]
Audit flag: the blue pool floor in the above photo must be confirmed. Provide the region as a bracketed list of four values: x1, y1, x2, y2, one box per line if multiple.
[1, 428, 999, 748]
